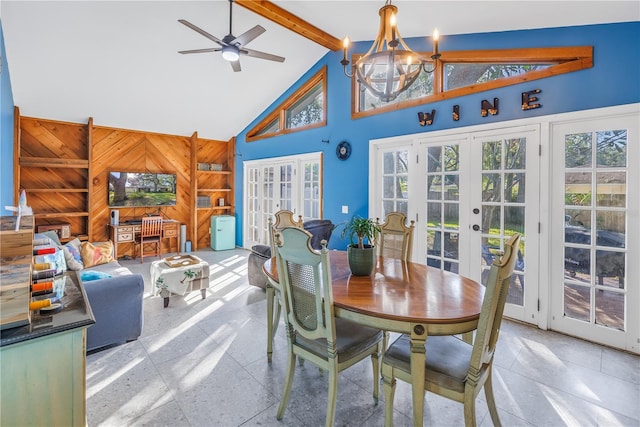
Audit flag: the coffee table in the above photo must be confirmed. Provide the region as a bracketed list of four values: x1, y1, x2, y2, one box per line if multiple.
[150, 255, 210, 307]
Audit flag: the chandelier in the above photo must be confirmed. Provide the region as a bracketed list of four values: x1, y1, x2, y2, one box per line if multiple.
[341, 0, 441, 103]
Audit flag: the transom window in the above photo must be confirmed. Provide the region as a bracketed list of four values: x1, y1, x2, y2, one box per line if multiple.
[247, 66, 327, 141]
[352, 47, 592, 118]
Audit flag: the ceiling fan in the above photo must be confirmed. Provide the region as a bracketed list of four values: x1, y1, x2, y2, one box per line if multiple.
[178, 0, 285, 72]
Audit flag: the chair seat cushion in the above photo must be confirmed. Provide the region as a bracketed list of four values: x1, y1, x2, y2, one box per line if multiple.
[296, 317, 382, 362]
[384, 334, 472, 393]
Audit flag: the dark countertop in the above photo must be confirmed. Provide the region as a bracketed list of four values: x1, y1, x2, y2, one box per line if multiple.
[0, 271, 95, 347]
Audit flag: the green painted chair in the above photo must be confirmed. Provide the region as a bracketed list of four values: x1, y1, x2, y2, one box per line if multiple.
[274, 227, 383, 427]
[381, 233, 521, 427]
[376, 212, 415, 262]
[266, 210, 303, 362]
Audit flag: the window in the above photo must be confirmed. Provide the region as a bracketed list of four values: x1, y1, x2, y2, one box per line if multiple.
[247, 67, 327, 141]
[353, 47, 592, 117]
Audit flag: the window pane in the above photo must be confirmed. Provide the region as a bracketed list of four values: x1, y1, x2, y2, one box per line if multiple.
[428, 147, 442, 172]
[482, 141, 501, 171]
[505, 138, 526, 169]
[596, 211, 625, 248]
[564, 283, 590, 322]
[596, 130, 627, 167]
[444, 146, 459, 171]
[444, 175, 459, 201]
[504, 173, 525, 203]
[444, 63, 550, 91]
[482, 173, 501, 202]
[361, 71, 434, 112]
[595, 289, 624, 330]
[565, 133, 592, 168]
[256, 117, 280, 136]
[285, 82, 323, 129]
[565, 172, 592, 206]
[596, 172, 625, 208]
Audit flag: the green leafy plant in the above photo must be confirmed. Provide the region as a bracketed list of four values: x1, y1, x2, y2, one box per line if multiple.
[340, 215, 380, 249]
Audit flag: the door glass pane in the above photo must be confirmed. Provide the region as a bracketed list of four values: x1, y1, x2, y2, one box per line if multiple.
[504, 173, 525, 202]
[482, 173, 501, 202]
[596, 172, 625, 207]
[596, 211, 625, 248]
[562, 127, 628, 331]
[427, 202, 441, 228]
[595, 289, 624, 330]
[482, 206, 501, 234]
[565, 173, 592, 206]
[596, 130, 626, 167]
[426, 144, 459, 273]
[505, 138, 526, 169]
[381, 149, 409, 217]
[444, 174, 459, 201]
[564, 283, 590, 322]
[482, 141, 501, 170]
[565, 133, 592, 168]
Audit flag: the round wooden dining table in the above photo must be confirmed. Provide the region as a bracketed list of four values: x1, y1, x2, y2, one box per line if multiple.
[264, 251, 485, 427]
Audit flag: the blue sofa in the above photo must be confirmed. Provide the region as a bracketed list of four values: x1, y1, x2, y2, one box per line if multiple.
[79, 261, 144, 352]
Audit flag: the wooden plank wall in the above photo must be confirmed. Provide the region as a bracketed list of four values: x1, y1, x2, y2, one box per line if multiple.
[16, 111, 234, 255]
[91, 126, 192, 256]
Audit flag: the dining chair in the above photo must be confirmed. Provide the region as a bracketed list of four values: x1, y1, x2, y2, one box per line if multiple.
[381, 233, 521, 427]
[273, 226, 383, 427]
[266, 210, 303, 362]
[376, 212, 415, 261]
[375, 211, 415, 350]
[134, 216, 163, 263]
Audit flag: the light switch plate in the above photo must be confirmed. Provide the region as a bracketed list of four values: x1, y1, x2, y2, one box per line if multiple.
[342, 205, 348, 214]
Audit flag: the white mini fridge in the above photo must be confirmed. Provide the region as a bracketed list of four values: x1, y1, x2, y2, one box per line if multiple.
[211, 215, 235, 250]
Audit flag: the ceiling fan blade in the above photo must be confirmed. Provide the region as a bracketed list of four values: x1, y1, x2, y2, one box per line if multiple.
[242, 48, 285, 63]
[230, 60, 241, 72]
[178, 19, 225, 46]
[178, 48, 220, 54]
[232, 25, 266, 47]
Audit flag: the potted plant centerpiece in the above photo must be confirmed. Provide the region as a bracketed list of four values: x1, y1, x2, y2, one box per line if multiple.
[341, 215, 380, 276]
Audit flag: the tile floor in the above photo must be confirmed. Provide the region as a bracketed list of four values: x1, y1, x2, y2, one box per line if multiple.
[86, 248, 639, 427]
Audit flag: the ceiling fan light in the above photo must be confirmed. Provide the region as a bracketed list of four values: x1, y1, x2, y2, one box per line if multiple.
[221, 46, 239, 61]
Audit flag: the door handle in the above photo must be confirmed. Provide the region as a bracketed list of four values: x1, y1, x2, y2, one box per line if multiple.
[472, 224, 480, 231]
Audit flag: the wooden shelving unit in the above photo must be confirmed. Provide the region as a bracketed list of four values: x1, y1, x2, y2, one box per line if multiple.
[14, 108, 93, 241]
[190, 133, 235, 249]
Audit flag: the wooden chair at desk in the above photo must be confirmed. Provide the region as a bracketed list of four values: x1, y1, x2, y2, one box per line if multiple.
[381, 233, 521, 427]
[134, 216, 163, 263]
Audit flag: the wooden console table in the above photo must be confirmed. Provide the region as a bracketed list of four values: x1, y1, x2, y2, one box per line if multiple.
[109, 220, 179, 259]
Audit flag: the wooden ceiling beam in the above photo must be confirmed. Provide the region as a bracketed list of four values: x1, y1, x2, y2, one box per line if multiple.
[235, 0, 342, 51]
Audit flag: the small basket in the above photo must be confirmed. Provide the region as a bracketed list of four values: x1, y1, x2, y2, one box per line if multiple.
[210, 163, 223, 171]
[197, 163, 210, 171]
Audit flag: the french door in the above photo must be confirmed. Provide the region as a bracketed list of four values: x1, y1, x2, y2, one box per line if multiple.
[550, 114, 639, 352]
[371, 126, 540, 323]
[243, 153, 322, 248]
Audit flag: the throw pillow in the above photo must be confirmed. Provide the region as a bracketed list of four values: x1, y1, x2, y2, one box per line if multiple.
[62, 238, 84, 271]
[80, 270, 112, 282]
[80, 241, 115, 268]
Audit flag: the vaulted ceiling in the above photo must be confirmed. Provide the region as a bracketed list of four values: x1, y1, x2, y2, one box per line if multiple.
[1, 1, 638, 140]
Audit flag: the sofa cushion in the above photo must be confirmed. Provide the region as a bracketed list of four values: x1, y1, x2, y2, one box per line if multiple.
[81, 241, 115, 268]
[62, 238, 84, 271]
[80, 270, 112, 282]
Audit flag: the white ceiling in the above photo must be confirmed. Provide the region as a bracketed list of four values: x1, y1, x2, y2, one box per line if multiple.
[2, 1, 638, 140]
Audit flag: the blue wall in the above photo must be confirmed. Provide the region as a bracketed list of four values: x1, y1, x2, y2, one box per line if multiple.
[1, 21, 15, 215]
[235, 22, 640, 249]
